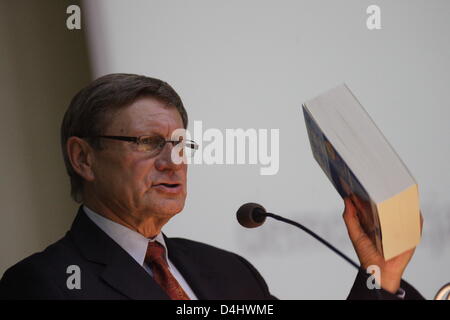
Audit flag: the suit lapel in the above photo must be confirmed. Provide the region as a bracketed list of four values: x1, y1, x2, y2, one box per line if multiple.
[100, 250, 169, 300]
[68, 207, 169, 300]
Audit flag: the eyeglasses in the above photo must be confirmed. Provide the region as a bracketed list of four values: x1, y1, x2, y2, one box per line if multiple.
[85, 135, 199, 158]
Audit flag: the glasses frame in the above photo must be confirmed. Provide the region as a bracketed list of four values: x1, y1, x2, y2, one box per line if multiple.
[83, 135, 198, 155]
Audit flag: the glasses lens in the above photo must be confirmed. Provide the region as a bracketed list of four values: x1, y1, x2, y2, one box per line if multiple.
[136, 135, 165, 154]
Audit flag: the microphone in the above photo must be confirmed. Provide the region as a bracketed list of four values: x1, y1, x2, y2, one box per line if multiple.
[236, 203, 267, 228]
[236, 202, 360, 270]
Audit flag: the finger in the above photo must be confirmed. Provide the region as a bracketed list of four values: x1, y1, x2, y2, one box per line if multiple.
[419, 211, 424, 236]
[343, 197, 382, 268]
[342, 197, 364, 243]
[349, 193, 362, 208]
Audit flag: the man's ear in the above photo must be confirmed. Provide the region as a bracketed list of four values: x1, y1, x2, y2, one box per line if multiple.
[67, 137, 96, 182]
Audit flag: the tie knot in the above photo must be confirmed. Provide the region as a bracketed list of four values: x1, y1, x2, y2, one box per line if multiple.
[145, 241, 166, 264]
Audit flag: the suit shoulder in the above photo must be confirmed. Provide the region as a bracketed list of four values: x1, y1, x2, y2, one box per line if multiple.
[168, 237, 275, 299]
[4, 233, 76, 273]
[169, 237, 261, 272]
[168, 237, 240, 258]
[0, 235, 75, 299]
[169, 237, 263, 268]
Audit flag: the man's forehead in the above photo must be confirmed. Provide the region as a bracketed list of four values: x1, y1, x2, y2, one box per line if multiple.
[109, 97, 183, 134]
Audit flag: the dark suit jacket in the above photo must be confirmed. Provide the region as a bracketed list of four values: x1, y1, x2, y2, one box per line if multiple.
[0, 207, 424, 300]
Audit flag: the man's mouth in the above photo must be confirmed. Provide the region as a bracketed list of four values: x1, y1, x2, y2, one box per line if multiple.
[155, 183, 180, 188]
[152, 183, 183, 194]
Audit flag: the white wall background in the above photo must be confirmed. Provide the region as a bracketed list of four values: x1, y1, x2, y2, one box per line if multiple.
[83, 0, 450, 299]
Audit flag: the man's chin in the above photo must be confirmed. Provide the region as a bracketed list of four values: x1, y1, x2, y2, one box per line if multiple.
[148, 199, 185, 217]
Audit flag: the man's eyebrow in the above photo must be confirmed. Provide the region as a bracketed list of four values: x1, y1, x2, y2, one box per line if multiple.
[132, 128, 172, 138]
[131, 119, 182, 137]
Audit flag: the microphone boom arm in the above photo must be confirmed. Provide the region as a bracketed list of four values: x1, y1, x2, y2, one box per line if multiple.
[264, 212, 361, 270]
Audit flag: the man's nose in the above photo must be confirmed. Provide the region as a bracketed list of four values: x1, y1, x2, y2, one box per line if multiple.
[154, 143, 184, 171]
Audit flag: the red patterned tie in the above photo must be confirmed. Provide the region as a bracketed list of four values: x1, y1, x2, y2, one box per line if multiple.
[145, 241, 190, 300]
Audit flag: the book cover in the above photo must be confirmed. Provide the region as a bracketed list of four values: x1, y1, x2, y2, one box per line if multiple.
[303, 103, 382, 257]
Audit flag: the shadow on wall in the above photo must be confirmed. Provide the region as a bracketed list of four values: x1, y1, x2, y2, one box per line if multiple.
[0, 0, 91, 275]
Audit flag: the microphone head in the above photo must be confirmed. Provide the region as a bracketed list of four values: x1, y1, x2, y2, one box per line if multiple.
[236, 203, 267, 228]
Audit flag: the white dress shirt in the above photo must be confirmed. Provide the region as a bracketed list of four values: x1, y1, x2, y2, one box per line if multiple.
[83, 205, 197, 299]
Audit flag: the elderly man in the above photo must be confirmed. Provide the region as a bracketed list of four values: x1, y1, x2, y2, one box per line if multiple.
[0, 74, 424, 300]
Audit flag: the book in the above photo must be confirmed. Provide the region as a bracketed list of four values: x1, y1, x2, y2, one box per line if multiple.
[302, 84, 422, 260]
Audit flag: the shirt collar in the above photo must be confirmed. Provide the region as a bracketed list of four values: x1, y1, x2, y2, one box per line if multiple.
[82, 205, 169, 267]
